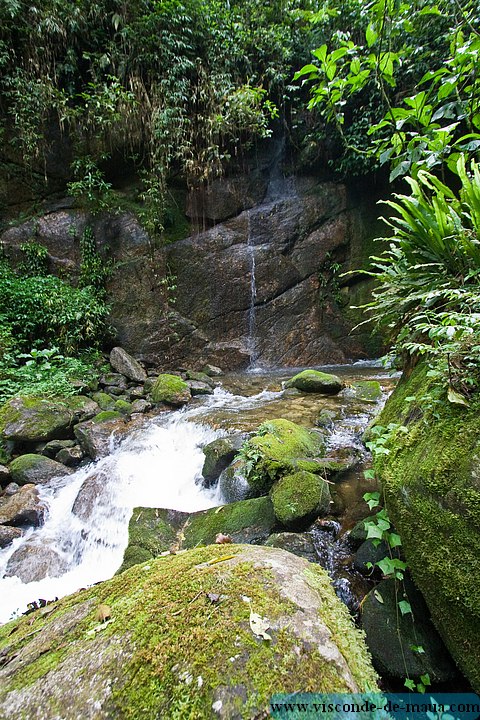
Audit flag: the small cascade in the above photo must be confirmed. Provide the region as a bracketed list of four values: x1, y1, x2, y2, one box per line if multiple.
[246, 210, 259, 367]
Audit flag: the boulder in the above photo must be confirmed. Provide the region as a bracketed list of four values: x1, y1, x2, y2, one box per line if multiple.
[109, 347, 147, 382]
[55, 446, 84, 467]
[71, 472, 105, 522]
[185, 370, 216, 387]
[41, 439, 75, 459]
[114, 399, 133, 416]
[63, 396, 100, 422]
[119, 497, 276, 573]
[99, 373, 128, 389]
[0, 484, 46, 527]
[350, 380, 383, 404]
[187, 380, 214, 396]
[0, 526, 23, 549]
[270, 470, 331, 529]
[235, 419, 325, 495]
[264, 532, 318, 563]
[202, 364, 223, 376]
[374, 361, 480, 690]
[201, 434, 246, 485]
[0, 397, 74, 444]
[131, 399, 151, 414]
[218, 461, 251, 503]
[150, 374, 191, 406]
[5, 543, 67, 583]
[361, 578, 458, 683]
[73, 412, 125, 459]
[9, 454, 72, 486]
[3, 483, 19, 496]
[0, 545, 379, 718]
[91, 391, 116, 411]
[285, 369, 343, 395]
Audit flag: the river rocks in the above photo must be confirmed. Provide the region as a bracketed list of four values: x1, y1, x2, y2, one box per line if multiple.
[264, 532, 318, 563]
[235, 419, 325, 495]
[201, 434, 246, 485]
[0, 484, 46, 527]
[285, 369, 343, 395]
[0, 545, 379, 718]
[71, 472, 105, 522]
[0, 465, 10, 486]
[187, 380, 214, 396]
[0, 396, 74, 444]
[9, 454, 72, 486]
[91, 391, 116, 410]
[55, 446, 84, 467]
[202, 364, 223, 376]
[5, 543, 67, 583]
[63, 395, 100, 422]
[150, 374, 191, 406]
[361, 578, 458, 683]
[270, 470, 331, 529]
[109, 346, 147, 382]
[41, 439, 76, 459]
[131, 399, 151, 414]
[120, 497, 276, 573]
[218, 460, 251, 503]
[350, 380, 382, 404]
[0, 526, 23, 548]
[74, 412, 125, 459]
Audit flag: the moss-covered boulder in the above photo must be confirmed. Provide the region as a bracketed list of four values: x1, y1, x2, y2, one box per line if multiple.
[374, 362, 480, 690]
[119, 497, 276, 573]
[285, 369, 343, 395]
[202, 434, 246, 485]
[150, 374, 191, 406]
[0, 545, 378, 718]
[361, 578, 458, 683]
[350, 380, 383, 404]
[237, 419, 325, 496]
[9, 454, 72, 485]
[63, 396, 100, 422]
[270, 470, 331, 529]
[91, 391, 116, 411]
[0, 397, 74, 444]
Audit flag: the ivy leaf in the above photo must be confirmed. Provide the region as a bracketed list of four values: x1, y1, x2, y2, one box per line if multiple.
[387, 532, 402, 548]
[404, 679, 416, 691]
[366, 523, 383, 540]
[373, 589, 384, 604]
[366, 23, 378, 47]
[398, 600, 412, 616]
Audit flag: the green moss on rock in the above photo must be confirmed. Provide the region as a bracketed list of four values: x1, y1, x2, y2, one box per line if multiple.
[270, 470, 331, 529]
[285, 369, 343, 395]
[151, 374, 191, 406]
[0, 396, 74, 444]
[0, 545, 378, 718]
[183, 496, 276, 547]
[9, 453, 72, 485]
[238, 419, 325, 495]
[114, 399, 133, 416]
[92, 410, 122, 423]
[374, 362, 480, 690]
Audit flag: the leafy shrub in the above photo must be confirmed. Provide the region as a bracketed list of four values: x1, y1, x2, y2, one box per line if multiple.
[0, 260, 111, 354]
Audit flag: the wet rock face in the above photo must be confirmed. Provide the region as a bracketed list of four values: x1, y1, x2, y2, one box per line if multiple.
[0, 174, 377, 370]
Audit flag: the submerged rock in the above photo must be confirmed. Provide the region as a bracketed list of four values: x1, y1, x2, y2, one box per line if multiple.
[270, 470, 332, 529]
[109, 346, 147, 383]
[285, 369, 343, 395]
[350, 380, 382, 404]
[150, 374, 191, 406]
[0, 484, 46, 527]
[9, 454, 72, 485]
[0, 545, 379, 719]
[361, 578, 458, 683]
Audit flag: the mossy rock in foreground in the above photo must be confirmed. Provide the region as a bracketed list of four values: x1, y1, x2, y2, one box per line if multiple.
[374, 362, 480, 691]
[0, 545, 378, 719]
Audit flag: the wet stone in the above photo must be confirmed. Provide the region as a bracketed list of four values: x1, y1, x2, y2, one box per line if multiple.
[0, 525, 23, 549]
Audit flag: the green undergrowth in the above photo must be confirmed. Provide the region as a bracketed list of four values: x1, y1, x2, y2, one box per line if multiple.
[0, 545, 378, 717]
[373, 362, 480, 690]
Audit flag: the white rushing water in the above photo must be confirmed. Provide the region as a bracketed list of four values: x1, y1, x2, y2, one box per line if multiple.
[0, 387, 281, 624]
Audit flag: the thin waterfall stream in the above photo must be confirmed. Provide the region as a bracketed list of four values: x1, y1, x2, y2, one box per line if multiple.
[0, 364, 395, 625]
[246, 211, 258, 367]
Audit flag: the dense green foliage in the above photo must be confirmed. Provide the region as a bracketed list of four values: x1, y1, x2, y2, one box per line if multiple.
[295, 0, 480, 179]
[0, 0, 319, 233]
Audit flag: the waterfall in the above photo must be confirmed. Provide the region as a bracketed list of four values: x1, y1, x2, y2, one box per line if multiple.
[247, 210, 258, 367]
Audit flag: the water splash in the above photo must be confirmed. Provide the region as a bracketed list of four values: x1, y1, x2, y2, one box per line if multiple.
[246, 211, 258, 367]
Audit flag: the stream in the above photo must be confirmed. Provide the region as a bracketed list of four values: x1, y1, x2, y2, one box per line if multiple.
[0, 362, 396, 625]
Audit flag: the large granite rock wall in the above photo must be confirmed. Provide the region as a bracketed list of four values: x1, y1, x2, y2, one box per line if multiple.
[0, 172, 381, 369]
